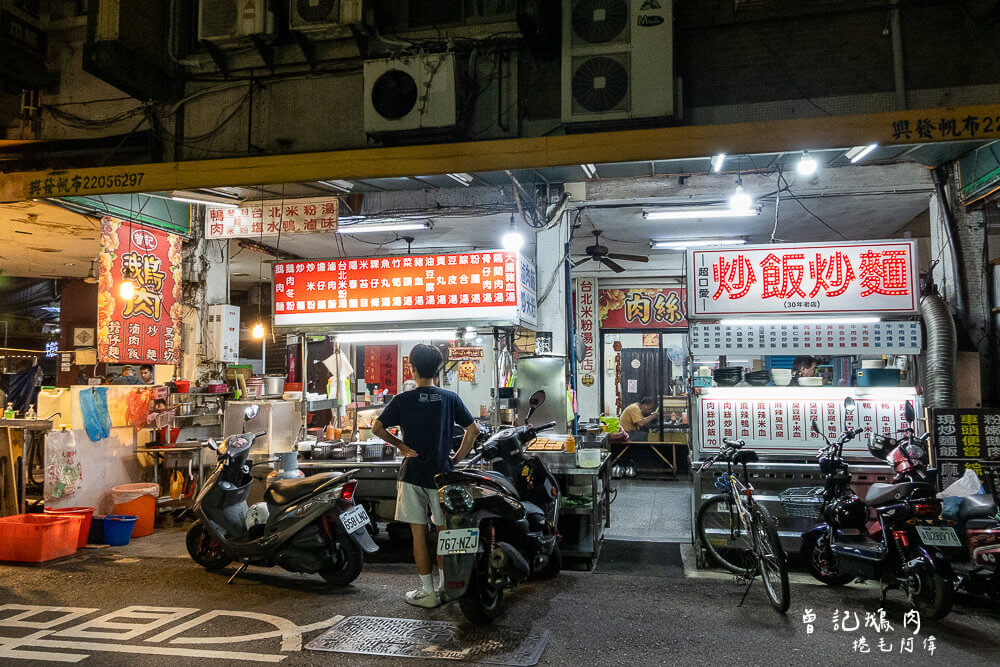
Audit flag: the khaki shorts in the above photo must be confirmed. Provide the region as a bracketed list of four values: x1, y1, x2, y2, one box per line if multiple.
[395, 481, 445, 526]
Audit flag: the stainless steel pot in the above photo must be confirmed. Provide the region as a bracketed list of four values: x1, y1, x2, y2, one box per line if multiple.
[263, 375, 285, 396]
[174, 402, 193, 416]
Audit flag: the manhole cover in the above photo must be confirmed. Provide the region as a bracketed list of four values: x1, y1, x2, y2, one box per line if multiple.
[305, 615, 550, 665]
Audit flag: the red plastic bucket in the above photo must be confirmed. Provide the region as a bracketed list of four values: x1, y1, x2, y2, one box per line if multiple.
[44, 507, 96, 549]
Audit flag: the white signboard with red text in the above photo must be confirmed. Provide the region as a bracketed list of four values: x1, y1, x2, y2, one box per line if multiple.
[689, 321, 922, 355]
[687, 240, 919, 318]
[697, 389, 918, 457]
[205, 197, 339, 239]
[272, 250, 536, 329]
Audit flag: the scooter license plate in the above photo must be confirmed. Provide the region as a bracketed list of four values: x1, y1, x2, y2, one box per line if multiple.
[340, 505, 370, 533]
[438, 528, 480, 555]
[915, 525, 962, 548]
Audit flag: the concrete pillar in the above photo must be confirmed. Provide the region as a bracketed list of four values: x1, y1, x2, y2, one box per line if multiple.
[179, 215, 230, 382]
[534, 215, 569, 357]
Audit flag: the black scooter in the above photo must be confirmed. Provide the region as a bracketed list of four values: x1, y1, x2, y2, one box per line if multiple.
[186, 405, 377, 586]
[798, 399, 954, 620]
[434, 390, 562, 625]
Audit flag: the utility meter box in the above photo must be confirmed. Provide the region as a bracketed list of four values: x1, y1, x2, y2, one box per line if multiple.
[207, 304, 240, 362]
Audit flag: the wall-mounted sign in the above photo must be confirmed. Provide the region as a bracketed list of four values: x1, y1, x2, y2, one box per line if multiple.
[272, 250, 536, 328]
[448, 347, 484, 361]
[206, 197, 339, 239]
[690, 321, 922, 356]
[364, 345, 397, 395]
[576, 278, 598, 375]
[929, 408, 1000, 489]
[599, 288, 687, 329]
[687, 240, 919, 318]
[73, 328, 95, 347]
[97, 217, 182, 364]
[698, 390, 917, 457]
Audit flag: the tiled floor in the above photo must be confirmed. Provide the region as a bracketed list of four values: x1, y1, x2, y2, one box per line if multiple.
[606, 479, 694, 543]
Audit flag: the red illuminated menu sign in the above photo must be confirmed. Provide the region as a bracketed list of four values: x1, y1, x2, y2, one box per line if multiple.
[599, 287, 687, 329]
[687, 240, 918, 318]
[97, 217, 182, 364]
[272, 250, 537, 328]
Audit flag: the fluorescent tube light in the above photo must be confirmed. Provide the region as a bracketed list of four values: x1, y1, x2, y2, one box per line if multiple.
[701, 386, 916, 401]
[643, 207, 760, 220]
[711, 153, 726, 172]
[718, 317, 882, 326]
[446, 173, 474, 186]
[651, 239, 747, 250]
[169, 195, 239, 209]
[336, 221, 430, 234]
[318, 179, 354, 193]
[580, 163, 598, 178]
[845, 144, 878, 163]
[334, 330, 457, 343]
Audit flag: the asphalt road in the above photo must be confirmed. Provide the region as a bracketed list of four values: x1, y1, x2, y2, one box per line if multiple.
[2, 531, 999, 666]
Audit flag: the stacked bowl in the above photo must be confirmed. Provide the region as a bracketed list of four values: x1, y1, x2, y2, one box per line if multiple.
[772, 369, 793, 386]
[713, 367, 744, 386]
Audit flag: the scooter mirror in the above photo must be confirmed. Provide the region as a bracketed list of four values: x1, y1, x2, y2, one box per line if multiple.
[904, 401, 915, 424]
[811, 418, 822, 435]
[844, 396, 856, 414]
[207, 437, 218, 451]
[529, 390, 546, 408]
[244, 404, 260, 421]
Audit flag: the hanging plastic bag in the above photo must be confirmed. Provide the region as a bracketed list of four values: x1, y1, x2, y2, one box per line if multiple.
[126, 388, 151, 432]
[92, 387, 112, 438]
[79, 388, 103, 441]
[44, 429, 83, 501]
[938, 468, 985, 498]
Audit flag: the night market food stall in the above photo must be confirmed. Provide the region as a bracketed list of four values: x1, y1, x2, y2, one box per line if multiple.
[686, 239, 924, 557]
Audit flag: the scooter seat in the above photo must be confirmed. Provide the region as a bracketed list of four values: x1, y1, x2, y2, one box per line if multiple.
[864, 481, 932, 507]
[958, 494, 997, 522]
[265, 473, 341, 505]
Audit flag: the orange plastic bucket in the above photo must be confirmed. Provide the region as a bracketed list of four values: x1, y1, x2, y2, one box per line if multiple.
[113, 495, 156, 537]
[0, 514, 78, 562]
[44, 507, 95, 549]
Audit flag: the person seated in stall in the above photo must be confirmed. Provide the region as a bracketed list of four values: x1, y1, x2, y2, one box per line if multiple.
[621, 396, 658, 441]
[139, 364, 154, 385]
[371, 344, 480, 609]
[791, 355, 819, 385]
[112, 365, 144, 385]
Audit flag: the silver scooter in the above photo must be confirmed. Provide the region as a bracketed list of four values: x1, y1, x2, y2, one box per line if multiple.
[186, 405, 377, 586]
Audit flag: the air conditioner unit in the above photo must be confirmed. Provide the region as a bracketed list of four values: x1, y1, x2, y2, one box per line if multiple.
[289, 0, 363, 33]
[363, 53, 456, 134]
[199, 0, 269, 42]
[561, 0, 674, 124]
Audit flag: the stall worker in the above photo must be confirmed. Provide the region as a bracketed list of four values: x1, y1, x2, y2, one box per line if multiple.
[112, 365, 144, 385]
[791, 356, 819, 384]
[372, 344, 480, 609]
[621, 396, 658, 441]
[139, 364, 154, 385]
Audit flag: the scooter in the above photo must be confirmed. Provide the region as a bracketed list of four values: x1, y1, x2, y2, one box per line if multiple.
[868, 419, 1000, 602]
[434, 390, 562, 625]
[798, 398, 955, 620]
[186, 405, 378, 586]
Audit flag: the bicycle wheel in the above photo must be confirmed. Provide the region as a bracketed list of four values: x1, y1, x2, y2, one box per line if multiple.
[749, 503, 790, 613]
[696, 494, 756, 577]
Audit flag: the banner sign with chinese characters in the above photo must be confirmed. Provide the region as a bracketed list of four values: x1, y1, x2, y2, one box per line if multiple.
[687, 240, 918, 318]
[364, 345, 397, 394]
[272, 250, 535, 328]
[929, 408, 1000, 490]
[697, 391, 916, 457]
[97, 217, 182, 364]
[576, 278, 598, 375]
[205, 197, 339, 239]
[447, 347, 484, 361]
[599, 287, 687, 329]
[690, 321, 921, 355]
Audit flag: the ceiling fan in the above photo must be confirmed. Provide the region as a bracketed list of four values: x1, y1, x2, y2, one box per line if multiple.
[573, 230, 648, 273]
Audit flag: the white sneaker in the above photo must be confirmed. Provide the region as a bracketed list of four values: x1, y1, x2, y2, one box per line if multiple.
[404, 588, 441, 608]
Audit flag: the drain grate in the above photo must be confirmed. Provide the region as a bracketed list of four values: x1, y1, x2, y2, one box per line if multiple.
[305, 615, 550, 666]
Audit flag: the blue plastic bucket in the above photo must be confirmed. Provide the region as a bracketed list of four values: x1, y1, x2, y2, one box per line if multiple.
[103, 515, 138, 546]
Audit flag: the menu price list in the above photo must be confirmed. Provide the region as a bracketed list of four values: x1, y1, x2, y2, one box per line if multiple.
[930, 408, 1000, 490]
[689, 321, 921, 356]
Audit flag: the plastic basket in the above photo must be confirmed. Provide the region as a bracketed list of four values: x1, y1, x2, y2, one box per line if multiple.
[779, 486, 825, 519]
[361, 443, 383, 461]
[0, 514, 78, 562]
[44, 507, 96, 549]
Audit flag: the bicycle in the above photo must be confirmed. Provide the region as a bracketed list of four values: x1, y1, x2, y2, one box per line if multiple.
[695, 438, 790, 613]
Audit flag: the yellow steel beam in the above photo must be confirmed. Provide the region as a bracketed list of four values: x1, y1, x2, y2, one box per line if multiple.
[2, 103, 998, 203]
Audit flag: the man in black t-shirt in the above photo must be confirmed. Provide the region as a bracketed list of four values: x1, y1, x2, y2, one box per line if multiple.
[373, 344, 479, 608]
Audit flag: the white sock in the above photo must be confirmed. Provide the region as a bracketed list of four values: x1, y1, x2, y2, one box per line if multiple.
[419, 573, 434, 595]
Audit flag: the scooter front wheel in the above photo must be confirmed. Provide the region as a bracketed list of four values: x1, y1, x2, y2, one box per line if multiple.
[319, 536, 364, 587]
[186, 521, 231, 570]
[459, 557, 505, 625]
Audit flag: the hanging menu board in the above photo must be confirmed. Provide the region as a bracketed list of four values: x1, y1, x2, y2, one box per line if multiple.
[689, 321, 921, 355]
[929, 408, 1000, 489]
[698, 391, 916, 457]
